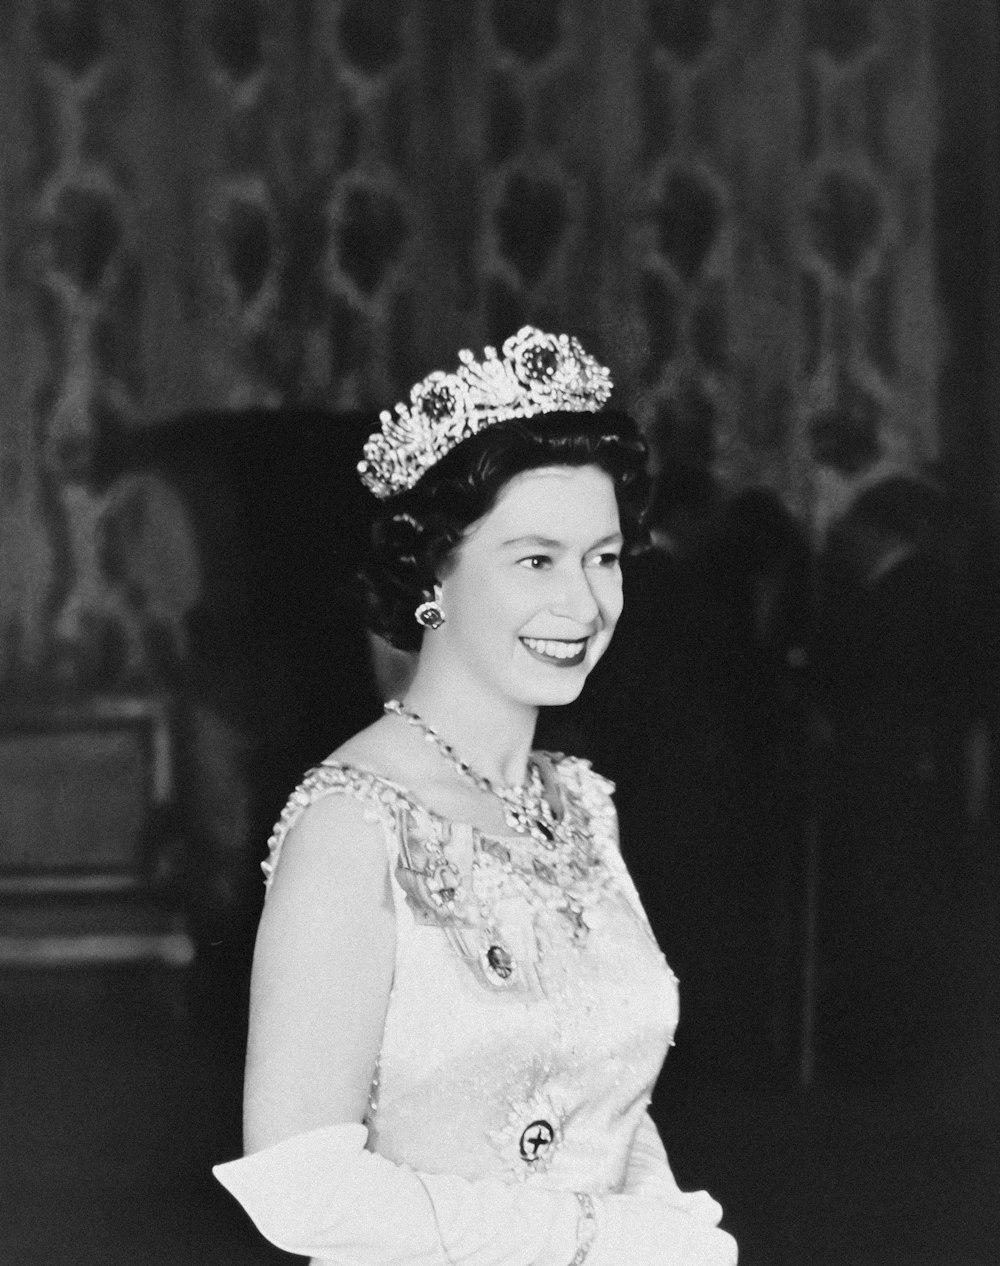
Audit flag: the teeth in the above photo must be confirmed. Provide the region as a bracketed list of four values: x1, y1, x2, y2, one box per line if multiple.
[522, 638, 586, 660]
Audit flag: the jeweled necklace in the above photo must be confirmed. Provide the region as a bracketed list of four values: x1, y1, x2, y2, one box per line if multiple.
[384, 699, 561, 847]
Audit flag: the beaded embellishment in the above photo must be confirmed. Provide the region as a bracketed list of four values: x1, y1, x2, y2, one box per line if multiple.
[262, 758, 620, 997]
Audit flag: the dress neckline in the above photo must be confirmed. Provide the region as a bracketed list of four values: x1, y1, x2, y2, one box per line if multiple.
[318, 756, 567, 847]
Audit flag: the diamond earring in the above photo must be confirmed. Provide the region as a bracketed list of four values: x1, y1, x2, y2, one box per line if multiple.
[414, 586, 445, 630]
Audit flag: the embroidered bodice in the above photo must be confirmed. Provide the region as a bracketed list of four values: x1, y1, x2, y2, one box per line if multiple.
[264, 755, 678, 1194]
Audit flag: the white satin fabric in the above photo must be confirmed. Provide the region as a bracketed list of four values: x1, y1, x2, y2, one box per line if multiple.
[215, 757, 736, 1265]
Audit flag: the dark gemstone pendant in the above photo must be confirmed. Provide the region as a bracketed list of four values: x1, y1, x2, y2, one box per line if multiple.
[485, 943, 514, 980]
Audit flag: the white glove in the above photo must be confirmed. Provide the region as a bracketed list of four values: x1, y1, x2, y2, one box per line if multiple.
[593, 1196, 738, 1266]
[623, 1111, 725, 1227]
[214, 1122, 736, 1266]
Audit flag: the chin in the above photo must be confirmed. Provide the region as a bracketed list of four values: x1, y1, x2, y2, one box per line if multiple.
[520, 671, 589, 708]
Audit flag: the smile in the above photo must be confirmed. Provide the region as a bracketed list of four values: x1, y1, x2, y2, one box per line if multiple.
[519, 637, 588, 667]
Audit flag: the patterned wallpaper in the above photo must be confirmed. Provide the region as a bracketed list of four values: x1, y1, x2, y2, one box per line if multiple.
[0, 0, 974, 689]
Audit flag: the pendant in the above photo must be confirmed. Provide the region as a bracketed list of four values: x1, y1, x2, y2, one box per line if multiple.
[485, 943, 514, 979]
[481, 939, 516, 985]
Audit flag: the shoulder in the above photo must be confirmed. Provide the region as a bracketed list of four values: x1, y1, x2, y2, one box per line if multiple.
[327, 712, 397, 767]
[548, 751, 616, 804]
[264, 732, 417, 891]
[545, 752, 619, 848]
[261, 771, 395, 903]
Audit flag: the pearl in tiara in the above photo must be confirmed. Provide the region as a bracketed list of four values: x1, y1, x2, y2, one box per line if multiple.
[357, 326, 613, 499]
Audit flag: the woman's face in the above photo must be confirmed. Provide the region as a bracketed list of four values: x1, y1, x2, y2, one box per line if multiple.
[433, 464, 624, 708]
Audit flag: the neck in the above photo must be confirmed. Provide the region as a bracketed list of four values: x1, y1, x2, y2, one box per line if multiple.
[399, 664, 537, 788]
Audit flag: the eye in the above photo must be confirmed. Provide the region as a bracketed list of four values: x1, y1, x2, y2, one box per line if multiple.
[518, 554, 552, 570]
[589, 551, 621, 569]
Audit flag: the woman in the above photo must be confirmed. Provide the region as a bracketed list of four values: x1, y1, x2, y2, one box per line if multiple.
[214, 328, 737, 1265]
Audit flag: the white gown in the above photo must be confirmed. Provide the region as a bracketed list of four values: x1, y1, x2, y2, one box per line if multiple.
[264, 754, 678, 1192]
[215, 754, 736, 1264]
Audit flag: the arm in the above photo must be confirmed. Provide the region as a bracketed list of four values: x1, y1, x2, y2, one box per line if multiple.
[242, 791, 394, 1149]
[216, 1120, 738, 1265]
[217, 791, 736, 1266]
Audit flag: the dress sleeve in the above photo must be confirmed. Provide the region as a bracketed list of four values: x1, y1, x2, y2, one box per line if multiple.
[623, 1111, 724, 1227]
[214, 1122, 738, 1266]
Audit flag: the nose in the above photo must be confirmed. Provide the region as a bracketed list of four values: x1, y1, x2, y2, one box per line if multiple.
[552, 562, 601, 626]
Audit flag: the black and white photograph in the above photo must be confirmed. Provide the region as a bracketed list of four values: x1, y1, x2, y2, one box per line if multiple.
[0, 3, 997, 1264]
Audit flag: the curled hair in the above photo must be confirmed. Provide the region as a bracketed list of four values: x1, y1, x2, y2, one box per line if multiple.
[360, 409, 650, 650]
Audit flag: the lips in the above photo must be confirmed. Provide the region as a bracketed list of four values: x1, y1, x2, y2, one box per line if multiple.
[519, 636, 588, 667]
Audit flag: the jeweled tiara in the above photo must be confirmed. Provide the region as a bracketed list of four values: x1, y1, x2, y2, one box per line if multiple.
[357, 326, 613, 499]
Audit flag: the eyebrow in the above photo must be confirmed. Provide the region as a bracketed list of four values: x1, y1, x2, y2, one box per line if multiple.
[501, 532, 624, 549]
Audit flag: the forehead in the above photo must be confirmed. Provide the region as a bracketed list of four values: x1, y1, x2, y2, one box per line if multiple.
[468, 465, 621, 544]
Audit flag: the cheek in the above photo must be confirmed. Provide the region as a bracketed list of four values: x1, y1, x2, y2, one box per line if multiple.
[598, 573, 624, 625]
[447, 570, 526, 643]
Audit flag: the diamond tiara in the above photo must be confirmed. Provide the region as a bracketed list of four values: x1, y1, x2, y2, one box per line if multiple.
[357, 326, 613, 499]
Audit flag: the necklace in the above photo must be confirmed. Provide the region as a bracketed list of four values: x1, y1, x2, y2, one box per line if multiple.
[384, 699, 561, 847]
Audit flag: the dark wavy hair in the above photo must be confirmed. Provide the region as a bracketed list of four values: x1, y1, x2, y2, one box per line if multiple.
[360, 409, 650, 650]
